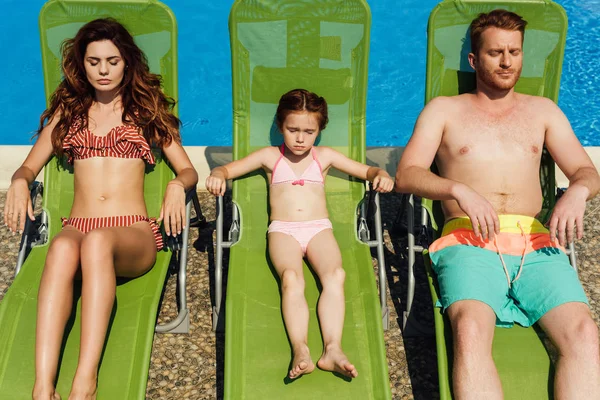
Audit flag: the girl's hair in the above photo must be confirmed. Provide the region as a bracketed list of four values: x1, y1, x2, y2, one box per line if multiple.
[275, 89, 328, 131]
[38, 18, 181, 155]
[470, 10, 527, 55]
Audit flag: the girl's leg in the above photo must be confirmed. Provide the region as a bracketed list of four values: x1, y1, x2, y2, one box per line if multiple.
[305, 229, 357, 379]
[267, 232, 314, 379]
[68, 222, 156, 400]
[34, 228, 84, 400]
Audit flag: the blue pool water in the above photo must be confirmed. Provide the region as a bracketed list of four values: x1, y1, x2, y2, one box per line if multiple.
[0, 0, 598, 146]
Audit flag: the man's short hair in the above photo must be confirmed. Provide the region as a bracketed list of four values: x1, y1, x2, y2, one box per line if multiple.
[470, 10, 527, 55]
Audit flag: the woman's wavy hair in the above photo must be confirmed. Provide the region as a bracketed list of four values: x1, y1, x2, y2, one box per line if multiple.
[38, 18, 181, 155]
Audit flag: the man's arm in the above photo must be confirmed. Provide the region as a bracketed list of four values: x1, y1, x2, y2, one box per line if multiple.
[544, 99, 600, 245]
[395, 97, 456, 199]
[395, 97, 499, 239]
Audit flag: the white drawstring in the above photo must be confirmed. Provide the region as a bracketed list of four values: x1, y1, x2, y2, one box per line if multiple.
[493, 220, 527, 288]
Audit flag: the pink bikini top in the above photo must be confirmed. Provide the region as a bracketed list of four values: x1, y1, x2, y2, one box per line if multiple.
[271, 144, 324, 186]
[62, 116, 155, 165]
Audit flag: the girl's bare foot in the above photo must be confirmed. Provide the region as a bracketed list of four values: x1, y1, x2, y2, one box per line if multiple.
[317, 344, 358, 378]
[68, 374, 97, 400]
[289, 344, 315, 379]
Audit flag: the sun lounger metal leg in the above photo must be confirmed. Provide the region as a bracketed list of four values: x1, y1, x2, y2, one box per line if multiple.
[213, 195, 225, 331]
[156, 197, 193, 333]
[372, 192, 389, 330]
[15, 181, 46, 277]
[359, 190, 389, 330]
[212, 195, 240, 331]
[403, 194, 432, 336]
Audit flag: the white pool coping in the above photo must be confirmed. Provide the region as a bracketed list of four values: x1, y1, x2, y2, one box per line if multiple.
[1, 145, 599, 191]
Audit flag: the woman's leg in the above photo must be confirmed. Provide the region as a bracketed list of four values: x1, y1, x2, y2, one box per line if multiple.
[68, 222, 156, 400]
[267, 232, 314, 379]
[34, 228, 84, 400]
[305, 229, 357, 379]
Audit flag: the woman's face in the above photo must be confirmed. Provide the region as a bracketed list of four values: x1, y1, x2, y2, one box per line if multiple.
[84, 40, 126, 94]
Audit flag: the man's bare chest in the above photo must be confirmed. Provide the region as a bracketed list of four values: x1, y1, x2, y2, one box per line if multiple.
[441, 111, 545, 159]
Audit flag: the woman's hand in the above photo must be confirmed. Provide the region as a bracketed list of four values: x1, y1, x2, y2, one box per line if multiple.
[372, 171, 395, 193]
[159, 180, 186, 237]
[4, 179, 34, 234]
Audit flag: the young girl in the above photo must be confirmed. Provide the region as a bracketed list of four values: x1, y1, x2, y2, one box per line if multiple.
[206, 89, 394, 380]
[3, 19, 197, 400]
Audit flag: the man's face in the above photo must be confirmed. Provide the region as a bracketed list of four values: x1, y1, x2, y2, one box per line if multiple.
[469, 27, 523, 91]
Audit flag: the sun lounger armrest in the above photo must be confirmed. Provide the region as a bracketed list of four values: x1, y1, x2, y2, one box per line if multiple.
[155, 188, 195, 334]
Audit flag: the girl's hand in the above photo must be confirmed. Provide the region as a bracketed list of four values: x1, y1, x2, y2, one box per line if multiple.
[205, 173, 226, 196]
[159, 180, 186, 237]
[372, 171, 395, 193]
[3, 179, 34, 234]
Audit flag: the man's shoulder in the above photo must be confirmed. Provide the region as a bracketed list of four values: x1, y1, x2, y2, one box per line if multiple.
[427, 95, 464, 107]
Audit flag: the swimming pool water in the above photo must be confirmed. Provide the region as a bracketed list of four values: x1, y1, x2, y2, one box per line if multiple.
[1, 0, 598, 146]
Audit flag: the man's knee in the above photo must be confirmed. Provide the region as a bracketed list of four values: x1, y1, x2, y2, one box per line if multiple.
[449, 302, 496, 354]
[281, 269, 305, 293]
[557, 315, 599, 357]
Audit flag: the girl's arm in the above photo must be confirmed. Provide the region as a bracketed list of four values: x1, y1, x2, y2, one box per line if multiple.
[206, 147, 272, 196]
[319, 147, 394, 193]
[4, 116, 57, 233]
[160, 140, 199, 237]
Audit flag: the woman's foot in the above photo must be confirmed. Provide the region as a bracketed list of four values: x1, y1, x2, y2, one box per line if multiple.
[317, 344, 358, 378]
[68, 374, 97, 400]
[289, 344, 315, 379]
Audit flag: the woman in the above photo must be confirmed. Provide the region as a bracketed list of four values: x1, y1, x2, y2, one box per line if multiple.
[3, 18, 197, 400]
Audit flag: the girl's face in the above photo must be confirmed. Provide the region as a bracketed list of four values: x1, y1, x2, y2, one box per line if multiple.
[280, 111, 321, 156]
[84, 40, 126, 95]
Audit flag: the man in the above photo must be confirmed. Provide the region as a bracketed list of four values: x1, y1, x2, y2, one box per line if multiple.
[395, 9, 600, 399]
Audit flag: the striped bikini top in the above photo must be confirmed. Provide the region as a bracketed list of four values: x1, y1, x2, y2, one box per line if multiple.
[62, 116, 155, 165]
[271, 144, 324, 186]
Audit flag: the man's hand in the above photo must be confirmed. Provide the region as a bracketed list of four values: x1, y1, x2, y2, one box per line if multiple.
[453, 183, 500, 241]
[547, 184, 589, 246]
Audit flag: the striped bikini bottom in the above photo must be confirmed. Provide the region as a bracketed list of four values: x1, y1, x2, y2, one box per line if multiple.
[61, 215, 164, 251]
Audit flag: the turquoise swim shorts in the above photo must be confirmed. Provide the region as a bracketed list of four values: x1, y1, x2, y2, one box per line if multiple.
[428, 215, 589, 328]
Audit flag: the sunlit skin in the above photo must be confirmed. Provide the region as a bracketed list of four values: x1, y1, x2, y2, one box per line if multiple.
[206, 110, 394, 380]
[3, 39, 198, 400]
[396, 25, 600, 400]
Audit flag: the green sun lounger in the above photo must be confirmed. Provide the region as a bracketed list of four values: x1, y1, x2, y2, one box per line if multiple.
[405, 1, 572, 399]
[0, 1, 197, 398]
[214, 1, 391, 399]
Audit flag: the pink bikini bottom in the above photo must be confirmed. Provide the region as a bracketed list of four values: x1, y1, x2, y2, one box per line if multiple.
[267, 218, 332, 255]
